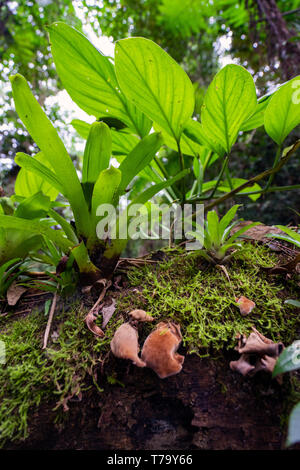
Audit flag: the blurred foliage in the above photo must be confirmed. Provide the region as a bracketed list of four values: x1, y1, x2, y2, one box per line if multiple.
[0, 0, 81, 178]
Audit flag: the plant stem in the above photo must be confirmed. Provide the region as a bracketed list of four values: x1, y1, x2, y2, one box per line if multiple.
[209, 155, 229, 199]
[176, 139, 186, 203]
[153, 157, 180, 201]
[265, 144, 282, 190]
[204, 140, 299, 212]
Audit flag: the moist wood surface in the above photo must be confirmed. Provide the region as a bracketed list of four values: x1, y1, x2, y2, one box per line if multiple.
[5, 354, 288, 450]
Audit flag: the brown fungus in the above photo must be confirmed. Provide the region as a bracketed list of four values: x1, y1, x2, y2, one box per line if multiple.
[129, 309, 154, 322]
[235, 296, 256, 316]
[110, 323, 146, 368]
[141, 322, 184, 379]
[230, 327, 284, 378]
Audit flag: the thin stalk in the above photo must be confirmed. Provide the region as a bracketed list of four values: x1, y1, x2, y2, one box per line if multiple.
[265, 145, 282, 190]
[176, 139, 186, 203]
[225, 162, 233, 190]
[209, 155, 229, 199]
[205, 141, 298, 212]
[153, 156, 180, 201]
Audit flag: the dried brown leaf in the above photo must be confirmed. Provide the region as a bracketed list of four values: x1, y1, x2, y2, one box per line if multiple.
[7, 281, 27, 306]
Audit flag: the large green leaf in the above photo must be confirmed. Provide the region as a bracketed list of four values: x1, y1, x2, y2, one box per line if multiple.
[154, 122, 205, 157]
[15, 152, 60, 201]
[200, 64, 257, 154]
[184, 119, 225, 157]
[15, 152, 65, 196]
[10, 74, 91, 238]
[240, 92, 273, 132]
[264, 76, 300, 145]
[82, 121, 112, 183]
[0, 215, 72, 253]
[71, 119, 139, 156]
[118, 132, 163, 193]
[14, 192, 51, 220]
[49, 22, 151, 138]
[115, 37, 195, 141]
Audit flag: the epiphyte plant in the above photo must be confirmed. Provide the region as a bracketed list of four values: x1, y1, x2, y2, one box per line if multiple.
[0, 21, 299, 283]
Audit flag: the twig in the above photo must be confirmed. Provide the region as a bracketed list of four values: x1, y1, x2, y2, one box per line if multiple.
[89, 280, 112, 315]
[42, 292, 58, 350]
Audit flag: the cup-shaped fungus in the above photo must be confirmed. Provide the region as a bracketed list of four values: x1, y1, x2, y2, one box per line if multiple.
[141, 322, 184, 379]
[129, 309, 154, 322]
[110, 323, 146, 367]
[230, 327, 284, 377]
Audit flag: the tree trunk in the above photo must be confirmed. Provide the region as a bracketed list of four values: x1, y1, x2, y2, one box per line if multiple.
[255, 0, 300, 80]
[5, 355, 293, 450]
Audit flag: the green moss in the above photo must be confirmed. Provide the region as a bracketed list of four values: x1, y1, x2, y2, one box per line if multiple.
[0, 243, 299, 446]
[119, 244, 300, 353]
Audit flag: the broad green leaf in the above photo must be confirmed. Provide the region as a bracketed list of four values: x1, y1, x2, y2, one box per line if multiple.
[219, 205, 240, 236]
[71, 119, 139, 156]
[265, 76, 300, 145]
[201, 64, 257, 154]
[240, 92, 273, 132]
[91, 166, 121, 226]
[14, 192, 51, 220]
[0, 215, 72, 254]
[10, 74, 91, 237]
[15, 152, 61, 200]
[115, 37, 195, 140]
[118, 132, 163, 193]
[82, 122, 112, 183]
[184, 119, 225, 157]
[111, 130, 140, 156]
[287, 402, 300, 447]
[207, 210, 220, 245]
[273, 341, 300, 376]
[155, 122, 205, 157]
[49, 23, 151, 137]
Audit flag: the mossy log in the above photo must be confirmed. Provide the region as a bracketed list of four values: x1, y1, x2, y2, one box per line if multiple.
[4, 354, 290, 450]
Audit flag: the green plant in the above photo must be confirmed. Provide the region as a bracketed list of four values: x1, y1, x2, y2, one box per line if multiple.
[0, 258, 26, 299]
[3, 23, 300, 281]
[2, 72, 189, 282]
[188, 204, 259, 263]
[268, 225, 300, 249]
[0, 191, 67, 266]
[273, 342, 300, 447]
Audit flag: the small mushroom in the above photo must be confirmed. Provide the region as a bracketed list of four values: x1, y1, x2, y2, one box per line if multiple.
[141, 322, 184, 379]
[230, 354, 255, 376]
[129, 309, 154, 322]
[235, 296, 256, 316]
[110, 323, 146, 368]
[236, 327, 284, 358]
[230, 327, 284, 378]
